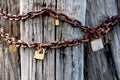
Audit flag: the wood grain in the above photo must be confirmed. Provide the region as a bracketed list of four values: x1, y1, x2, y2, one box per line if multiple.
[20, 0, 55, 80]
[0, 0, 20, 80]
[0, 0, 120, 80]
[85, 0, 119, 80]
[56, 0, 86, 80]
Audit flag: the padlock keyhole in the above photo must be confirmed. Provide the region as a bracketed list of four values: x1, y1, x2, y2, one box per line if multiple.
[39, 49, 43, 54]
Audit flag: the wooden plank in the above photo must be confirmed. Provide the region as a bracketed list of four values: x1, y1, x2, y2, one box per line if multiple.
[0, 0, 20, 80]
[110, 0, 120, 79]
[20, 0, 55, 80]
[1, 0, 120, 80]
[85, 0, 119, 80]
[56, 0, 86, 80]
[117, 0, 120, 14]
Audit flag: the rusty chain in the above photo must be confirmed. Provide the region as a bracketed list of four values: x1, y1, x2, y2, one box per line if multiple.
[0, 8, 87, 30]
[0, 8, 120, 50]
[0, 28, 89, 49]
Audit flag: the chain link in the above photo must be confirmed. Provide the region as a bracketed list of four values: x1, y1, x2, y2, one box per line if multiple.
[0, 8, 119, 49]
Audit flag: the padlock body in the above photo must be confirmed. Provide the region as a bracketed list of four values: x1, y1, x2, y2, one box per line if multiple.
[34, 49, 45, 60]
[90, 38, 104, 51]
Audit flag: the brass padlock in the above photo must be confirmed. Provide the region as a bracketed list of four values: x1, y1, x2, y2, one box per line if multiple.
[34, 48, 45, 60]
[55, 19, 59, 26]
[9, 44, 17, 53]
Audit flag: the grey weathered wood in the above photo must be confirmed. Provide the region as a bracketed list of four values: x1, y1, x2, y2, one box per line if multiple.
[56, 0, 86, 80]
[20, 0, 55, 80]
[0, 0, 20, 80]
[1, 0, 120, 80]
[117, 0, 120, 14]
[110, 0, 120, 79]
[20, 0, 86, 80]
[85, 0, 119, 80]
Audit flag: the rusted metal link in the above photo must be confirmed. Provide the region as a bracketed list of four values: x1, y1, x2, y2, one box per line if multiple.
[0, 8, 119, 50]
[0, 8, 88, 31]
[0, 27, 90, 49]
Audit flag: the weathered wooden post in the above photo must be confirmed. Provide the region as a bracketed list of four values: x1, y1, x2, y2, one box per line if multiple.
[0, 0, 20, 80]
[1, 0, 120, 80]
[20, 0, 86, 80]
[56, 0, 86, 80]
[85, 0, 120, 80]
[20, 0, 56, 80]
